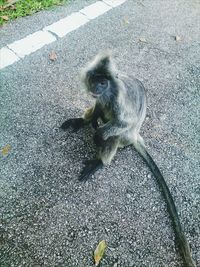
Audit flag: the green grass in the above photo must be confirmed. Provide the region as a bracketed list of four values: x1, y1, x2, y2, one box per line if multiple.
[0, 0, 68, 26]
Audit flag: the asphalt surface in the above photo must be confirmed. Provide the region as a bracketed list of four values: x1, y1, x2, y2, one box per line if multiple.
[0, 0, 200, 266]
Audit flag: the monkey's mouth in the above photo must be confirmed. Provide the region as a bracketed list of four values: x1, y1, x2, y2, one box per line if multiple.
[90, 92, 101, 98]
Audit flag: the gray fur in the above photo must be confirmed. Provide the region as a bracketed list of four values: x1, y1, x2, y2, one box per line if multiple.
[82, 52, 146, 164]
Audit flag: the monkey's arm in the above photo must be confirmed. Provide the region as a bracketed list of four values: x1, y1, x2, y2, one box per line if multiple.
[84, 104, 105, 129]
[60, 107, 94, 131]
[60, 117, 86, 132]
[60, 104, 103, 131]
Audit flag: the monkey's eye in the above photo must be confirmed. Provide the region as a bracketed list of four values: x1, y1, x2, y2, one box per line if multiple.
[100, 80, 107, 86]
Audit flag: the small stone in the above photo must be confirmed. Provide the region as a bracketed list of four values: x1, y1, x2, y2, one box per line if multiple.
[147, 173, 152, 178]
[160, 114, 166, 121]
[175, 35, 181, 42]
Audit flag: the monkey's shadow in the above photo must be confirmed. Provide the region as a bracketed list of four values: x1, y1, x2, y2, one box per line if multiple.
[57, 111, 98, 179]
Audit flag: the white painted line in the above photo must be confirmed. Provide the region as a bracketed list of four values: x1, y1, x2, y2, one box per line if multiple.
[0, 0, 128, 70]
[0, 47, 20, 69]
[103, 0, 127, 7]
[8, 31, 56, 58]
[79, 1, 112, 20]
[44, 12, 89, 38]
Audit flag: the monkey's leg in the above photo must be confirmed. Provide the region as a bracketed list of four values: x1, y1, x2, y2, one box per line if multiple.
[79, 136, 119, 181]
[60, 107, 94, 132]
[79, 159, 103, 181]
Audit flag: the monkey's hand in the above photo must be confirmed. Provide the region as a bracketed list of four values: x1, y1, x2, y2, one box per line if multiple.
[91, 117, 99, 130]
[93, 130, 104, 147]
[60, 118, 85, 132]
[98, 120, 129, 140]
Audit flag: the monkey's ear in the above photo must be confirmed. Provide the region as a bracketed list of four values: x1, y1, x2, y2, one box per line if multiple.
[97, 50, 112, 67]
[101, 56, 110, 67]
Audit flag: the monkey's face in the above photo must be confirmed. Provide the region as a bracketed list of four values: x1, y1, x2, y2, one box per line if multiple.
[87, 73, 110, 98]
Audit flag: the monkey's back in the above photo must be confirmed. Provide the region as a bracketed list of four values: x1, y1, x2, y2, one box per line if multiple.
[119, 75, 146, 127]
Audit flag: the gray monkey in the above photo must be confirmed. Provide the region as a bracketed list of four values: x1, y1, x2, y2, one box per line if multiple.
[61, 52, 196, 267]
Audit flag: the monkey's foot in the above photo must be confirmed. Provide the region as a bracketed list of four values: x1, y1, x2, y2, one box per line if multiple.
[60, 118, 85, 132]
[79, 159, 103, 181]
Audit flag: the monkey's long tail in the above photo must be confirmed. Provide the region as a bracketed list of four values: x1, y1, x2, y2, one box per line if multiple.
[136, 142, 196, 267]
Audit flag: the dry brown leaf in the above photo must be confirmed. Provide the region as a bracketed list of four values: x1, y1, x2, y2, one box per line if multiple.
[94, 240, 107, 266]
[4, 0, 19, 9]
[49, 51, 57, 61]
[0, 0, 18, 11]
[1, 15, 9, 21]
[9, 5, 16, 10]
[139, 37, 147, 43]
[175, 35, 181, 42]
[6, 0, 17, 4]
[1, 144, 11, 156]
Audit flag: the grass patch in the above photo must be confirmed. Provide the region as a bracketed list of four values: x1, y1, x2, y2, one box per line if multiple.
[0, 0, 68, 26]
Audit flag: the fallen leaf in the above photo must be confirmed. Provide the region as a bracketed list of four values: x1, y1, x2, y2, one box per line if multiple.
[123, 16, 130, 24]
[175, 35, 181, 42]
[1, 144, 11, 156]
[94, 240, 107, 266]
[139, 37, 147, 43]
[4, 0, 19, 9]
[9, 5, 16, 10]
[49, 51, 57, 61]
[137, 0, 145, 7]
[6, 0, 17, 4]
[0, 4, 15, 11]
[1, 15, 9, 21]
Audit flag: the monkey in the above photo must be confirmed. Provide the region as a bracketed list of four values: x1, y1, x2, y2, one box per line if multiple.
[60, 52, 196, 267]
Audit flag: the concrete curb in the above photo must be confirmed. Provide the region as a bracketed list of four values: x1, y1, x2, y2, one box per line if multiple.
[0, 0, 127, 70]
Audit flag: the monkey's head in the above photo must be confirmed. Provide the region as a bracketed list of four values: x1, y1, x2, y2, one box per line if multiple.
[81, 52, 117, 99]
